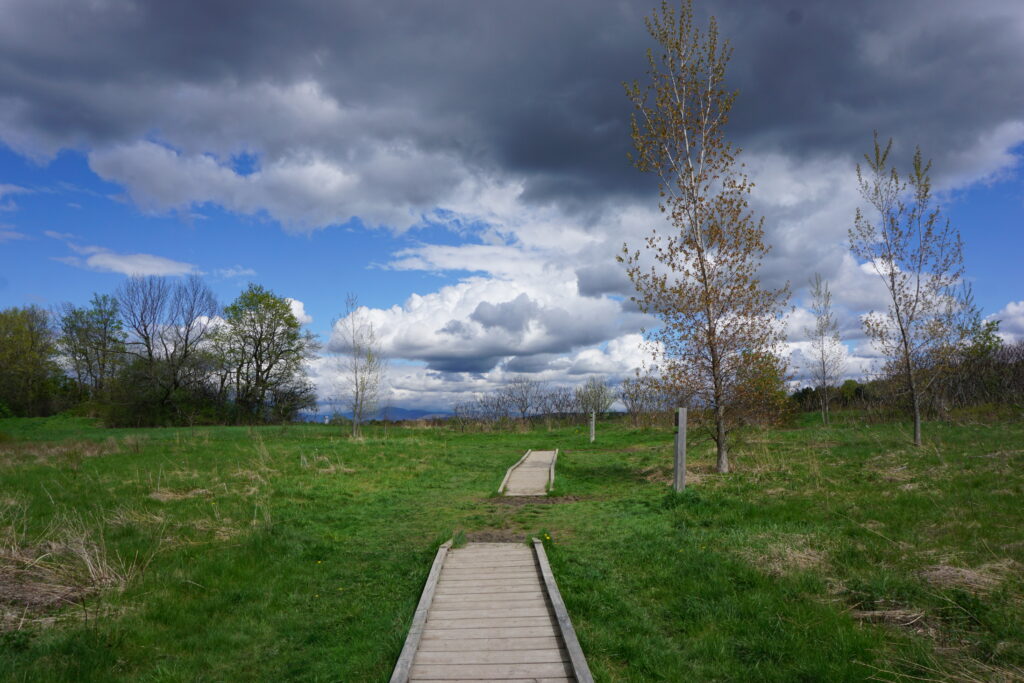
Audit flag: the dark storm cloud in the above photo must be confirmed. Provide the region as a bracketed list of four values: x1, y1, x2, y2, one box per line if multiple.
[1, 0, 1022, 210]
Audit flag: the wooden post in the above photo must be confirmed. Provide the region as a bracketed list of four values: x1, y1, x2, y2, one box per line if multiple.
[589, 411, 595, 443]
[673, 407, 687, 492]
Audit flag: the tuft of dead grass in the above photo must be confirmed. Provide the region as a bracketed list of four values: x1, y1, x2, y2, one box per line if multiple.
[1, 505, 155, 631]
[919, 560, 1020, 594]
[740, 533, 827, 577]
[148, 488, 211, 502]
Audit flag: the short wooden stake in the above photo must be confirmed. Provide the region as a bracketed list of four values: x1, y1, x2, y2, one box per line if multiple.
[673, 407, 687, 492]
[589, 411, 595, 443]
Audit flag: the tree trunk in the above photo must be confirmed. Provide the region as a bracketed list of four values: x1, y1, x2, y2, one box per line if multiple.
[715, 404, 728, 473]
[912, 390, 922, 447]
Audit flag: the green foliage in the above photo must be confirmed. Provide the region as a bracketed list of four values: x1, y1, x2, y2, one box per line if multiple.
[0, 305, 67, 416]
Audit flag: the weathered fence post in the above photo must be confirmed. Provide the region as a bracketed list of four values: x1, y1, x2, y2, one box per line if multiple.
[589, 411, 596, 443]
[673, 407, 687, 492]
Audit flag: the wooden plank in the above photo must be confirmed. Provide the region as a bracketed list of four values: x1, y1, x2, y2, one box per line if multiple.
[418, 636, 562, 652]
[390, 540, 452, 683]
[415, 648, 569, 665]
[420, 625, 558, 640]
[532, 539, 593, 683]
[440, 570, 539, 581]
[425, 615, 555, 630]
[430, 590, 545, 603]
[430, 602, 552, 618]
[424, 606, 550, 620]
[409, 661, 575, 680]
[410, 679, 572, 683]
[437, 579, 539, 591]
[444, 557, 535, 566]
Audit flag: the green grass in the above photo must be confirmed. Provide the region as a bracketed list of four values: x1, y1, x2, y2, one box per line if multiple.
[0, 414, 1022, 681]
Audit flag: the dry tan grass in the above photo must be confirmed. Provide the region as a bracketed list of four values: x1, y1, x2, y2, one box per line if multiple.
[920, 560, 1020, 594]
[1, 505, 154, 631]
[740, 533, 827, 577]
[148, 488, 211, 502]
[0, 438, 122, 466]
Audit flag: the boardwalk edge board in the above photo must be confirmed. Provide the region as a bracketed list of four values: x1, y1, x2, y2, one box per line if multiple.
[547, 449, 559, 491]
[532, 538, 594, 683]
[498, 450, 532, 494]
[390, 540, 452, 683]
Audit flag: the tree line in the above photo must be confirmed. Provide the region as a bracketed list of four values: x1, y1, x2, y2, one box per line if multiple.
[0, 276, 317, 426]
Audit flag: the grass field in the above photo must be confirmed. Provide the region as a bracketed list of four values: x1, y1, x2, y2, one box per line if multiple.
[1, 414, 1022, 681]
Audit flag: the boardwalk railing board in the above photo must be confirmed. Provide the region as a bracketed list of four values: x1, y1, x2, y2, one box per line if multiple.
[498, 450, 532, 494]
[390, 540, 452, 683]
[532, 538, 594, 683]
[547, 449, 559, 491]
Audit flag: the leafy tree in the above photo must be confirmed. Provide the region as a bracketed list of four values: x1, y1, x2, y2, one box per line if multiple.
[850, 134, 975, 446]
[621, 0, 789, 472]
[58, 294, 126, 400]
[0, 306, 63, 416]
[216, 284, 317, 422]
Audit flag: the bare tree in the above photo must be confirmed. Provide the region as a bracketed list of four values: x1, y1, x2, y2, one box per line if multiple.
[503, 377, 540, 422]
[575, 377, 614, 417]
[118, 275, 218, 418]
[620, 371, 660, 427]
[850, 134, 975, 446]
[334, 294, 385, 438]
[621, 0, 789, 473]
[805, 274, 844, 425]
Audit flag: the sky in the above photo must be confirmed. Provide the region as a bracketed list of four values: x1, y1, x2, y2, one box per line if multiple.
[0, 0, 1022, 411]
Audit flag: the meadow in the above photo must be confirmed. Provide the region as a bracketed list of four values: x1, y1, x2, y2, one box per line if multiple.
[0, 414, 1021, 681]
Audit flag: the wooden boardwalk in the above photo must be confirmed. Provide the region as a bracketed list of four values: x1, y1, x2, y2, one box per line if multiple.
[391, 541, 592, 682]
[498, 450, 558, 496]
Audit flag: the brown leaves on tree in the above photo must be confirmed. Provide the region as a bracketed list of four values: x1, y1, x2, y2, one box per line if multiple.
[620, 0, 790, 474]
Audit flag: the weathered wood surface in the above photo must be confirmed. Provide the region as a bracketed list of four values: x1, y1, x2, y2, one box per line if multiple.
[393, 541, 590, 682]
[502, 450, 558, 496]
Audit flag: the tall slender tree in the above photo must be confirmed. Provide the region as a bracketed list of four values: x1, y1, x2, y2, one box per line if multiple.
[333, 294, 385, 438]
[850, 134, 974, 446]
[805, 273, 844, 425]
[621, 0, 789, 473]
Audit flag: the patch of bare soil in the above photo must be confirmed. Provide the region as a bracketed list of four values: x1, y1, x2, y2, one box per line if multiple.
[920, 560, 1019, 594]
[148, 488, 211, 502]
[488, 495, 586, 506]
[463, 529, 528, 543]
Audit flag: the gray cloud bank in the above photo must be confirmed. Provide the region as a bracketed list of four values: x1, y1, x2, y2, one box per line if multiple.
[2, 0, 1022, 405]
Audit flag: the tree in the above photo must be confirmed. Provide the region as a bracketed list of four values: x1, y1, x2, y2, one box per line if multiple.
[333, 294, 385, 438]
[502, 377, 540, 421]
[117, 274, 218, 420]
[216, 284, 317, 422]
[58, 294, 125, 400]
[575, 377, 614, 417]
[0, 306, 62, 416]
[805, 274, 844, 425]
[619, 371, 660, 427]
[621, 0, 789, 473]
[850, 134, 974, 446]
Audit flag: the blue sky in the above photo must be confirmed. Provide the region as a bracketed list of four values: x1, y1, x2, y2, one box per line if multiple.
[1, 0, 1022, 410]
